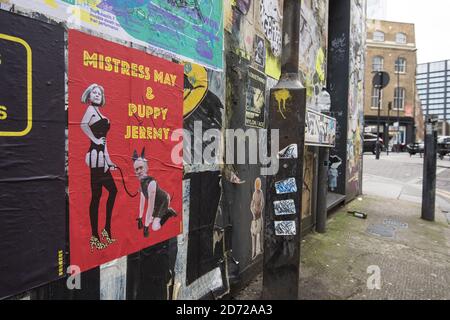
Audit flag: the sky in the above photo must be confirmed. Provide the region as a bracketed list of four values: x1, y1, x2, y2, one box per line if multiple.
[385, 0, 450, 64]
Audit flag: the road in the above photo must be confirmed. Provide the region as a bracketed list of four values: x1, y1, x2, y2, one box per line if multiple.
[363, 152, 450, 222]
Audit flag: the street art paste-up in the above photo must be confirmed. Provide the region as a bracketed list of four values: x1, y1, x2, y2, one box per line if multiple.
[274, 200, 296, 216]
[278, 144, 298, 159]
[275, 178, 298, 195]
[180, 61, 225, 290]
[132, 148, 178, 238]
[183, 61, 223, 167]
[305, 109, 337, 147]
[183, 62, 208, 118]
[68, 30, 183, 272]
[0, 10, 66, 299]
[274, 221, 297, 236]
[250, 178, 265, 260]
[260, 0, 282, 57]
[9, 0, 224, 70]
[225, 0, 255, 62]
[328, 155, 343, 192]
[254, 35, 266, 71]
[346, 0, 366, 198]
[245, 68, 267, 129]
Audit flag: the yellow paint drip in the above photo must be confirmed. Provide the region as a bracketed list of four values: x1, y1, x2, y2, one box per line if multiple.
[274, 89, 291, 119]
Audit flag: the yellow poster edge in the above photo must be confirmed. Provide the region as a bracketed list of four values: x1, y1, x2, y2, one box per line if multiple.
[0, 33, 32, 137]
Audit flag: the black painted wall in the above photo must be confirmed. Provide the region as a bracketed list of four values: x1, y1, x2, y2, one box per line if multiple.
[327, 0, 351, 196]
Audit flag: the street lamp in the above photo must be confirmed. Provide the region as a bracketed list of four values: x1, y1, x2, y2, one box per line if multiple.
[395, 56, 403, 153]
[387, 102, 392, 155]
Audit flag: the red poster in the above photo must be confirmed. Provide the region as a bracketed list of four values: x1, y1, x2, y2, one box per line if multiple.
[68, 30, 183, 272]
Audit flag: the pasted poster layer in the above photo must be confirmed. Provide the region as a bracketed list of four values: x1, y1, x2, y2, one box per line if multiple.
[245, 67, 266, 129]
[0, 10, 66, 299]
[10, 0, 224, 70]
[68, 30, 183, 272]
[305, 109, 337, 147]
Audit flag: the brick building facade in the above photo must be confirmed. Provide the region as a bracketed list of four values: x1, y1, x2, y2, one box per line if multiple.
[364, 19, 419, 150]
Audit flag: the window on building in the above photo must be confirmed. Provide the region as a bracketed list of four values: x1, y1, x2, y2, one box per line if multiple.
[373, 31, 385, 42]
[417, 64, 428, 74]
[395, 33, 407, 44]
[429, 88, 445, 94]
[371, 87, 383, 108]
[430, 71, 445, 77]
[429, 93, 445, 99]
[395, 58, 407, 73]
[430, 61, 446, 72]
[394, 87, 405, 110]
[430, 77, 445, 83]
[430, 82, 444, 88]
[372, 56, 384, 71]
[388, 126, 406, 146]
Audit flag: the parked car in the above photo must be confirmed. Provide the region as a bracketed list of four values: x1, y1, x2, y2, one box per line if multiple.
[364, 133, 384, 154]
[437, 136, 450, 159]
[406, 142, 424, 157]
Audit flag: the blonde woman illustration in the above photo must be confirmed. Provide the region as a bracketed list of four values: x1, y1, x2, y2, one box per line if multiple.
[80, 84, 118, 252]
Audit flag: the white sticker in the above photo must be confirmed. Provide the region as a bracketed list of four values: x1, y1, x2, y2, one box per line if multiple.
[274, 200, 296, 216]
[275, 221, 297, 236]
[275, 178, 297, 194]
[278, 144, 298, 159]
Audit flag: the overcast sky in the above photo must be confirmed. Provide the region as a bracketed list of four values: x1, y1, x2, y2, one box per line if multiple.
[386, 0, 450, 64]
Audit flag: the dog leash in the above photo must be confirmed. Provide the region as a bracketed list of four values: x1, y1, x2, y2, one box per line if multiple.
[115, 166, 139, 198]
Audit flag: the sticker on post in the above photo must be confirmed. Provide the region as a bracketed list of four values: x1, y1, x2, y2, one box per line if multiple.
[275, 221, 297, 236]
[274, 200, 296, 216]
[275, 178, 297, 194]
[278, 144, 298, 159]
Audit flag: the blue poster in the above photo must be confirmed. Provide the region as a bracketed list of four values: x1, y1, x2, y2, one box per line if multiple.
[9, 0, 224, 70]
[100, 0, 223, 69]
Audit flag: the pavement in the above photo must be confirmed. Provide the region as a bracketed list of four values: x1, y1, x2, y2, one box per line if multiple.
[232, 153, 450, 300]
[363, 153, 450, 221]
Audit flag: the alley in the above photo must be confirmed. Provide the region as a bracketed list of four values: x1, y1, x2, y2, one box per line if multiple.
[233, 153, 450, 300]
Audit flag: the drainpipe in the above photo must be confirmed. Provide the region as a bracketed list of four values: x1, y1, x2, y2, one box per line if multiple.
[263, 0, 307, 300]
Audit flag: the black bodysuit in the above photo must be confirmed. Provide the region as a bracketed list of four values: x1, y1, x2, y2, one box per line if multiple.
[140, 176, 169, 219]
[88, 110, 110, 168]
[86, 108, 117, 238]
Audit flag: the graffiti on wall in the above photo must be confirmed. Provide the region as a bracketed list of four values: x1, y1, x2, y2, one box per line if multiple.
[305, 109, 337, 147]
[328, 155, 343, 192]
[10, 0, 224, 69]
[299, 1, 328, 107]
[0, 10, 66, 299]
[346, 0, 366, 198]
[68, 30, 183, 272]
